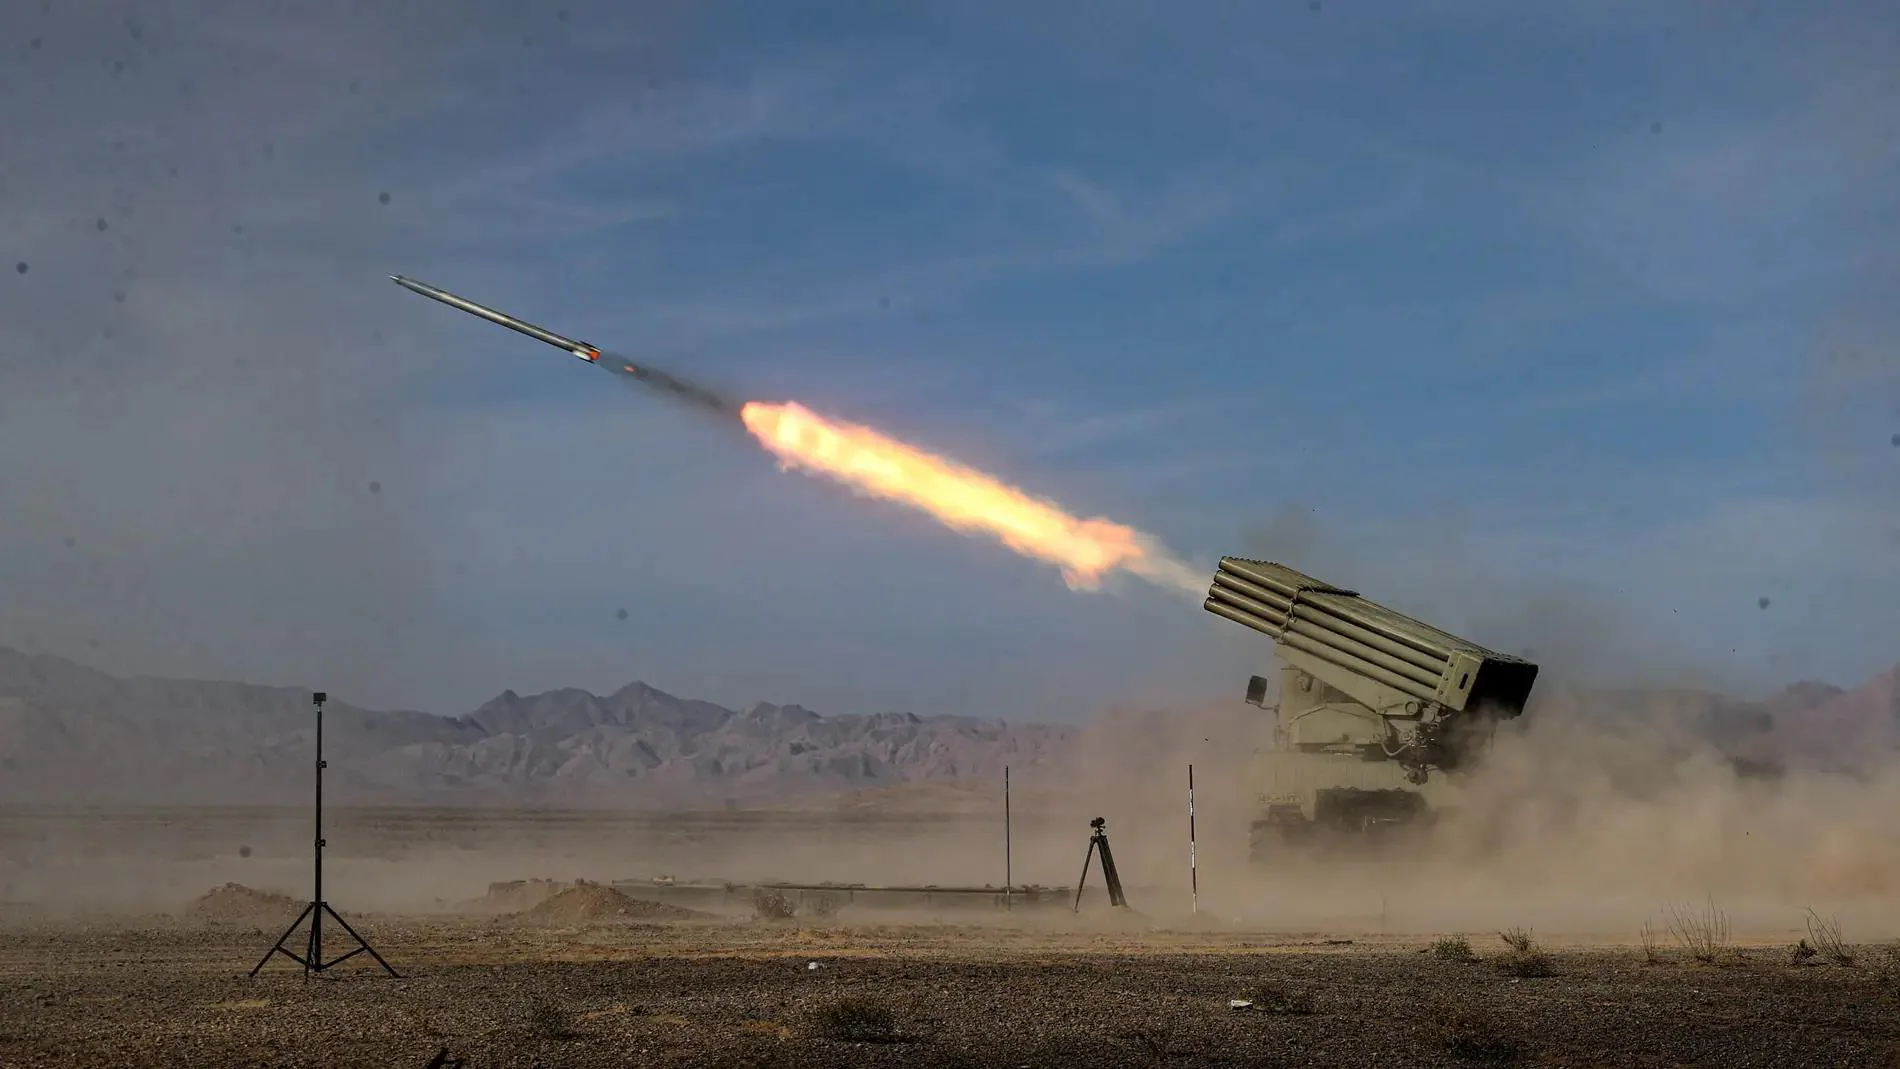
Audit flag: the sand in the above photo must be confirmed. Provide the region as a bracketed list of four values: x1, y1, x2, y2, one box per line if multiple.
[2, 914, 1897, 1067]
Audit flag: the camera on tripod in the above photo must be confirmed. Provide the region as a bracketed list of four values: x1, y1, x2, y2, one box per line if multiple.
[1073, 816, 1128, 911]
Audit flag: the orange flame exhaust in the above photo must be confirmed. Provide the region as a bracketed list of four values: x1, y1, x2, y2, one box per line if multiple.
[740, 401, 1202, 594]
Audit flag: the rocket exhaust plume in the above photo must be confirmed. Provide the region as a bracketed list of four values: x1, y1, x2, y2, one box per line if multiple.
[392, 275, 1202, 594]
[741, 401, 1204, 594]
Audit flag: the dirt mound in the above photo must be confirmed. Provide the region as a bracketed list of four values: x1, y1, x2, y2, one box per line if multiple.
[184, 883, 299, 922]
[518, 881, 709, 923]
[480, 878, 570, 912]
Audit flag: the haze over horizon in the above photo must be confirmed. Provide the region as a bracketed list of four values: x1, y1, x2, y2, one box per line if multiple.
[3, 1, 1896, 722]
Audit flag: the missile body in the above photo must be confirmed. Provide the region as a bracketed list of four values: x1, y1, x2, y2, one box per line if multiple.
[390, 275, 601, 363]
[391, 274, 741, 418]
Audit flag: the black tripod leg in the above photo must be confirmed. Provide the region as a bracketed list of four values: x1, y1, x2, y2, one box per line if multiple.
[1098, 836, 1127, 908]
[303, 900, 321, 980]
[250, 902, 316, 978]
[1073, 838, 1097, 913]
[322, 903, 402, 977]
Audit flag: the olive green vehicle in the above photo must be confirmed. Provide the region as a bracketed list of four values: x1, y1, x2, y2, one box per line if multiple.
[1202, 558, 1539, 860]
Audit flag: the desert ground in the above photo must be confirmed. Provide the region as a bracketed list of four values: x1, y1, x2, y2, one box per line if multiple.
[4, 805, 1900, 1067]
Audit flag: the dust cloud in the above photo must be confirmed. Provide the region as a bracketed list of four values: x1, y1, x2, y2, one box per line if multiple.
[1419, 709, 1900, 928]
[1061, 690, 1900, 941]
[5, 678, 1900, 949]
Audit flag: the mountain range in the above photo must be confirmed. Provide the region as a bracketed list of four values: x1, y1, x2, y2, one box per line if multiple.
[0, 644, 1893, 807]
[0, 645, 1072, 806]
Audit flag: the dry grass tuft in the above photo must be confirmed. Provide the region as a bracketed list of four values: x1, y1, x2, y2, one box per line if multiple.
[1495, 928, 1553, 977]
[1804, 908, 1856, 967]
[1665, 897, 1731, 964]
[1640, 919, 1661, 965]
[1431, 935, 1476, 962]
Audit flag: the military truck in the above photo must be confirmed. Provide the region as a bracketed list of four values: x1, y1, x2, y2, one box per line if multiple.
[1202, 557, 1539, 859]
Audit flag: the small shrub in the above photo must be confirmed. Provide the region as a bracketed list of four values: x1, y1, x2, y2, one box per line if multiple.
[814, 998, 897, 1043]
[1431, 935, 1475, 962]
[1495, 928, 1553, 977]
[526, 997, 577, 1040]
[1640, 920, 1661, 965]
[1804, 908, 1856, 966]
[805, 892, 844, 920]
[1665, 897, 1731, 964]
[753, 887, 798, 920]
[1436, 1008, 1520, 1063]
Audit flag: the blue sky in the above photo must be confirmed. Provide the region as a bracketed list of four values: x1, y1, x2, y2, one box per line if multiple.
[2, 1, 1896, 719]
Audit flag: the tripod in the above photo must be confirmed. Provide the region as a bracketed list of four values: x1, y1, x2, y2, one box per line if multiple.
[1073, 816, 1129, 912]
[250, 691, 400, 979]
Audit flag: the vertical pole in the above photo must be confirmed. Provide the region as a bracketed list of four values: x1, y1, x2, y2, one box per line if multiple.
[311, 694, 324, 973]
[1004, 765, 1012, 912]
[1188, 764, 1198, 916]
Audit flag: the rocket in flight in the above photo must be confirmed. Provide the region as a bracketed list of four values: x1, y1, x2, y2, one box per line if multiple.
[389, 274, 736, 416]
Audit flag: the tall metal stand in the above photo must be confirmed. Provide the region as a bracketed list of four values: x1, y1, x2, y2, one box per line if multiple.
[1073, 816, 1129, 912]
[1004, 765, 1012, 912]
[250, 691, 400, 979]
[1188, 764, 1199, 915]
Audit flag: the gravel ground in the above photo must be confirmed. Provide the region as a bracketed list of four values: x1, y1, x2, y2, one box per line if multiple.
[1, 917, 1897, 1067]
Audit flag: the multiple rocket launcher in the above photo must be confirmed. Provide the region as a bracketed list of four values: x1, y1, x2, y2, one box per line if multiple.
[1202, 557, 1540, 793]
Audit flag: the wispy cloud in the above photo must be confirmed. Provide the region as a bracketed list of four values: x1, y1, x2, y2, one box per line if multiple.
[435, 62, 848, 195]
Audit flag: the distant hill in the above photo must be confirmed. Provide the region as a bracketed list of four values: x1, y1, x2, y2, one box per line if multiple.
[0, 644, 1891, 807]
[0, 646, 1072, 807]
